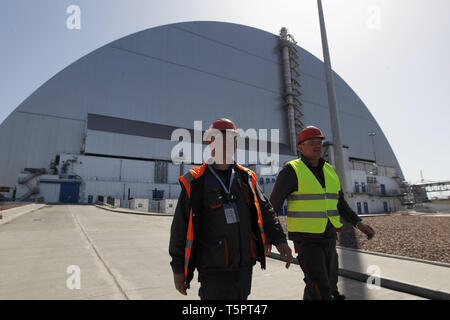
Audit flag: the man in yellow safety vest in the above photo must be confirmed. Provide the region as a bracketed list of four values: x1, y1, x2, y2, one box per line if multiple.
[269, 125, 375, 300]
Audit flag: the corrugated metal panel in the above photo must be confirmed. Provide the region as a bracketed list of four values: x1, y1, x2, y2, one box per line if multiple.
[168, 163, 181, 184]
[85, 129, 176, 161]
[65, 154, 121, 180]
[121, 158, 154, 182]
[154, 160, 168, 183]
[0, 112, 84, 187]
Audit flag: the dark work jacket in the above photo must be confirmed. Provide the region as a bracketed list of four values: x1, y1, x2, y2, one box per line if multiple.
[196, 166, 256, 272]
[169, 163, 287, 287]
[270, 156, 362, 242]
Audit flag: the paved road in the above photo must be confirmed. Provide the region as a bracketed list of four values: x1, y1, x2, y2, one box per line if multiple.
[0, 205, 424, 300]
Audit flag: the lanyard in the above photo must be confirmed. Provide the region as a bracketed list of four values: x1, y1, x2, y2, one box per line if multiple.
[208, 165, 235, 196]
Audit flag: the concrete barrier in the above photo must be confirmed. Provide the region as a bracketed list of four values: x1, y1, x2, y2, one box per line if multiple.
[0, 203, 47, 225]
[268, 251, 450, 300]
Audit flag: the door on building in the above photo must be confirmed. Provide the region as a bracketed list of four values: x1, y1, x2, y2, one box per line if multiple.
[354, 182, 360, 193]
[357, 202, 362, 214]
[39, 181, 61, 203]
[380, 184, 386, 195]
[383, 202, 388, 212]
[361, 182, 366, 193]
[364, 202, 369, 214]
[59, 182, 81, 203]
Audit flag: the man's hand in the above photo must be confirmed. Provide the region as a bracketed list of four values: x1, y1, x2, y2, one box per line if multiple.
[173, 273, 187, 295]
[265, 243, 272, 256]
[357, 222, 375, 240]
[276, 243, 293, 269]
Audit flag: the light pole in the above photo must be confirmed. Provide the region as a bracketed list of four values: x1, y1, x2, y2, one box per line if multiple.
[368, 132, 377, 163]
[317, 0, 349, 194]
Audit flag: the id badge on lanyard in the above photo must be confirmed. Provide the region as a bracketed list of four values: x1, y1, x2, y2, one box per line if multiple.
[208, 165, 240, 224]
[223, 202, 239, 224]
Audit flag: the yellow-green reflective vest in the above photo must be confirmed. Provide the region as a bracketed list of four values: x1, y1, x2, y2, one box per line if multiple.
[286, 158, 343, 234]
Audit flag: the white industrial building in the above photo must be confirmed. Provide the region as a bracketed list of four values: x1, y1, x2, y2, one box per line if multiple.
[0, 21, 406, 214]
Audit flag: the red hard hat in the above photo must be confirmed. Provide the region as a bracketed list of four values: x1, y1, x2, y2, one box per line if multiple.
[204, 118, 240, 143]
[297, 126, 325, 145]
[211, 118, 238, 131]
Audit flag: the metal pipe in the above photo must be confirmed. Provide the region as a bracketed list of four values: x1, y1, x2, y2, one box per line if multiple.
[280, 28, 299, 155]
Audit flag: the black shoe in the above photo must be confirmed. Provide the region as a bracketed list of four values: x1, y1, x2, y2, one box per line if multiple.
[332, 291, 346, 300]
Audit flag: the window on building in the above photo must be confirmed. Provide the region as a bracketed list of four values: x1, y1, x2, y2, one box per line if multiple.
[154, 161, 168, 184]
[354, 182, 360, 193]
[361, 182, 366, 193]
[367, 176, 377, 184]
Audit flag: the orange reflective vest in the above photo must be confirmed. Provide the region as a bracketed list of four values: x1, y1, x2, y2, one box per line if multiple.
[178, 163, 267, 283]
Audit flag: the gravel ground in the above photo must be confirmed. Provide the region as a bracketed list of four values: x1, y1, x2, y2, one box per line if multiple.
[278, 213, 450, 264]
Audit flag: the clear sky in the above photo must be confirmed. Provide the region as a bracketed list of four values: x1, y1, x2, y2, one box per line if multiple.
[1, 0, 449, 184]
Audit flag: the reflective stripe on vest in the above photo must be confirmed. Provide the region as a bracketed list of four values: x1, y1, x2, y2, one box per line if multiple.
[178, 163, 207, 278]
[288, 193, 339, 200]
[236, 164, 266, 246]
[286, 158, 343, 234]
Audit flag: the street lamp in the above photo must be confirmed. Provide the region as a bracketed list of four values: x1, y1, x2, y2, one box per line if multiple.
[317, 0, 349, 195]
[368, 132, 377, 163]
